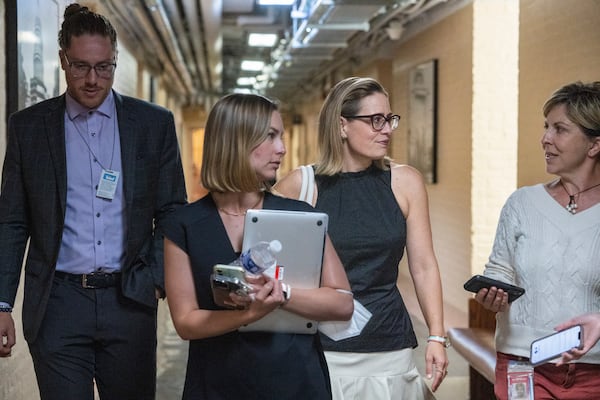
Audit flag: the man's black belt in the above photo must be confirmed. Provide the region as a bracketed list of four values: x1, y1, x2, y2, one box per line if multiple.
[54, 270, 121, 289]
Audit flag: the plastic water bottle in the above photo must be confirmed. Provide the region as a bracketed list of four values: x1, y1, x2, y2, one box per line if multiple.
[237, 240, 282, 275]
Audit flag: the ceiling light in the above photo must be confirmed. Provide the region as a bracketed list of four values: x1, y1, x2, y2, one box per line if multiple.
[233, 88, 253, 94]
[291, 10, 307, 19]
[237, 77, 257, 86]
[241, 60, 265, 71]
[258, 0, 294, 5]
[248, 33, 278, 47]
[385, 19, 404, 41]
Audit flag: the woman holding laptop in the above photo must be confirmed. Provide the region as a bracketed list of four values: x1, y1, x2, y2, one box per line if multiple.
[162, 93, 352, 399]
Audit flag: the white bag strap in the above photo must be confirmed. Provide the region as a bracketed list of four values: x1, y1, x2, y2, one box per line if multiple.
[298, 165, 315, 205]
[299, 165, 309, 202]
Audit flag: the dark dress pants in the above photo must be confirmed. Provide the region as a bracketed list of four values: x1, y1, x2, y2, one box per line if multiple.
[28, 275, 157, 400]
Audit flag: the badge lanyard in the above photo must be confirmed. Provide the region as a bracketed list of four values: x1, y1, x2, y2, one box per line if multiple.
[72, 114, 119, 200]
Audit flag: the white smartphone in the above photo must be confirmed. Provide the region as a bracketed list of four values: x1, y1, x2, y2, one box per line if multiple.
[530, 325, 583, 366]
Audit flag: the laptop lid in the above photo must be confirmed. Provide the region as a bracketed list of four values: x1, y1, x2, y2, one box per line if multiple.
[238, 209, 328, 334]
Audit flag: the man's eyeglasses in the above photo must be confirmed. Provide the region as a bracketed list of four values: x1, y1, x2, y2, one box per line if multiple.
[341, 113, 401, 131]
[64, 53, 117, 79]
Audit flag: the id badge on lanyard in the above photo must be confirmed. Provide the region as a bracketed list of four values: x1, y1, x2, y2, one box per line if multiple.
[97, 169, 120, 200]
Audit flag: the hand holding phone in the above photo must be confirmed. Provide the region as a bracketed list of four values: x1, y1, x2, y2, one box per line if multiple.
[463, 275, 525, 303]
[211, 264, 252, 309]
[530, 325, 583, 366]
[554, 312, 600, 365]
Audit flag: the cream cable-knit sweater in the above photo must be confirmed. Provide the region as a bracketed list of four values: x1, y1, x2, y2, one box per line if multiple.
[484, 184, 600, 364]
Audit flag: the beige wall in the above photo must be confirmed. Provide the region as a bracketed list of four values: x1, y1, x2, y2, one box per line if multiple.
[518, 0, 600, 186]
[389, 5, 475, 317]
[280, 93, 323, 176]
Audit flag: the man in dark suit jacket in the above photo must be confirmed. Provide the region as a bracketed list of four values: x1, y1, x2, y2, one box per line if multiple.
[0, 4, 187, 399]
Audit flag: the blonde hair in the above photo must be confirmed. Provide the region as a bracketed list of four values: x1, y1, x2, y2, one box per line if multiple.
[316, 77, 390, 175]
[201, 93, 279, 192]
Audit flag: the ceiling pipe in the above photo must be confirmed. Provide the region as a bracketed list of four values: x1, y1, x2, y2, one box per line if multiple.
[142, 0, 195, 102]
[100, 0, 163, 72]
[237, 7, 277, 26]
[159, 2, 198, 81]
[269, 0, 427, 98]
[271, 0, 434, 102]
[199, 0, 223, 96]
[100, 0, 188, 100]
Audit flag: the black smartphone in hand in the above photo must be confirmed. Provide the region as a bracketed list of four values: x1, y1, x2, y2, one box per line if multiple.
[463, 275, 525, 303]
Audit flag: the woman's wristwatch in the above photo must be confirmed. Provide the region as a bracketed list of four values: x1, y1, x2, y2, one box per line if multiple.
[427, 335, 451, 348]
[281, 283, 291, 305]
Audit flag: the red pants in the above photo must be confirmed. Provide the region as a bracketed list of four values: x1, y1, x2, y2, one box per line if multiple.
[495, 352, 600, 400]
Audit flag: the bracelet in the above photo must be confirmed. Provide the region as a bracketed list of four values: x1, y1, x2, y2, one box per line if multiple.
[335, 289, 354, 296]
[0, 305, 13, 313]
[427, 335, 451, 348]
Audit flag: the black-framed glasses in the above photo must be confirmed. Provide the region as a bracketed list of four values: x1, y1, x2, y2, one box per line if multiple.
[64, 53, 117, 79]
[341, 113, 401, 131]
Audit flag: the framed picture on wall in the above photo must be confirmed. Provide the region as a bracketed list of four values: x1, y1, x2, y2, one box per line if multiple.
[408, 59, 438, 184]
[14, 0, 62, 111]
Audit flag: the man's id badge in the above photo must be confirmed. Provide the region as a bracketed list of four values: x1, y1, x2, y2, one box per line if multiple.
[97, 169, 120, 200]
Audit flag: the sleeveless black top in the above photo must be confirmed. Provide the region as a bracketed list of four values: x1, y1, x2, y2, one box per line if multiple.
[162, 192, 331, 399]
[315, 164, 417, 352]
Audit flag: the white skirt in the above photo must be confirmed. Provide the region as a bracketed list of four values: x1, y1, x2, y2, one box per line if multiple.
[324, 349, 435, 400]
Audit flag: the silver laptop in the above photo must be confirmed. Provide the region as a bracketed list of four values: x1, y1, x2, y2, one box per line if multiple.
[238, 209, 328, 334]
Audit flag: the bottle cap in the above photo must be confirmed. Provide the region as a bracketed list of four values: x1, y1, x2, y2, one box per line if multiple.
[269, 240, 282, 253]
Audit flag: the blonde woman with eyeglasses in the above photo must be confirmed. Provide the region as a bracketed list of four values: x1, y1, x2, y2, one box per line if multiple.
[275, 77, 448, 399]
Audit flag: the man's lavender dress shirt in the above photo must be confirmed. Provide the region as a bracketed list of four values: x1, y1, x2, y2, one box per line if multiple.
[57, 91, 126, 274]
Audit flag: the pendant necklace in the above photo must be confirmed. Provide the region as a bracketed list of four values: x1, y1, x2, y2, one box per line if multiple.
[218, 194, 263, 217]
[559, 179, 600, 214]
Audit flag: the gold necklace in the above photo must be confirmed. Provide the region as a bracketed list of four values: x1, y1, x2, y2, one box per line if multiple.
[559, 179, 600, 214]
[218, 194, 263, 217]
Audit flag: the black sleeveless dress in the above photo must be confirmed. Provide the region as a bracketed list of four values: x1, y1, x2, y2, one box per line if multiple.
[162, 192, 331, 400]
[314, 164, 418, 352]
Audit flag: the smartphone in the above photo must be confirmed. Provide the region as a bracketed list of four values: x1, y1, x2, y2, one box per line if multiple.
[530, 325, 583, 366]
[211, 264, 251, 309]
[463, 275, 525, 303]
[213, 264, 247, 282]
